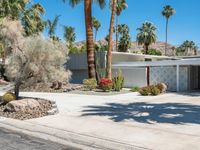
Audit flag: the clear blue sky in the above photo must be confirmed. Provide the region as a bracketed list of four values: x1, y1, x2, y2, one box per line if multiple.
[34, 0, 200, 46]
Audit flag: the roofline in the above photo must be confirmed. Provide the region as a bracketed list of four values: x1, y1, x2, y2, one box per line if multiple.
[113, 58, 200, 68]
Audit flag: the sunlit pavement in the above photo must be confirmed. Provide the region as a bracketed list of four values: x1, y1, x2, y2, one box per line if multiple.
[0, 92, 200, 150]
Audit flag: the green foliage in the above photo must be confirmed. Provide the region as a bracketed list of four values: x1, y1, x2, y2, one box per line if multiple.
[83, 78, 97, 90]
[147, 49, 162, 56]
[117, 24, 131, 52]
[139, 85, 161, 96]
[116, 0, 128, 16]
[0, 0, 45, 36]
[176, 40, 198, 56]
[99, 78, 113, 92]
[156, 83, 167, 93]
[137, 22, 157, 54]
[64, 26, 76, 49]
[131, 86, 140, 92]
[69, 46, 80, 54]
[151, 86, 161, 96]
[162, 5, 176, 19]
[46, 15, 60, 40]
[2, 91, 16, 103]
[139, 86, 151, 96]
[112, 70, 124, 91]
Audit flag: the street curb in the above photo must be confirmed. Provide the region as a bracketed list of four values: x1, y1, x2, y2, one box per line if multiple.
[0, 118, 149, 150]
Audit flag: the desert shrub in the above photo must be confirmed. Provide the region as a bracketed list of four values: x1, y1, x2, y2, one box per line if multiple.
[139, 86, 151, 96]
[147, 49, 162, 56]
[156, 83, 167, 93]
[139, 85, 161, 96]
[2, 91, 16, 104]
[113, 70, 124, 91]
[5, 36, 71, 99]
[151, 86, 161, 96]
[83, 78, 97, 90]
[99, 78, 113, 92]
[131, 86, 140, 92]
[69, 46, 80, 54]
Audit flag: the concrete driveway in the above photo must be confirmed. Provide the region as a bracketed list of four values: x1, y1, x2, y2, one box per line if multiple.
[0, 92, 200, 150]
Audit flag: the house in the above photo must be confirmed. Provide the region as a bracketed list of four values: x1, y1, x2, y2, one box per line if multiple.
[66, 52, 200, 92]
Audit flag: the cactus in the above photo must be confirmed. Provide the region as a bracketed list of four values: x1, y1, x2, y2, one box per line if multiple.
[2, 91, 16, 104]
[113, 69, 124, 91]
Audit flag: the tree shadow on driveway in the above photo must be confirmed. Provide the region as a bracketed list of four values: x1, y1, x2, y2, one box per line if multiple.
[81, 102, 200, 124]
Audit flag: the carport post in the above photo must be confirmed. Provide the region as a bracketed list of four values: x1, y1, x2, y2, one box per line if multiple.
[176, 64, 180, 92]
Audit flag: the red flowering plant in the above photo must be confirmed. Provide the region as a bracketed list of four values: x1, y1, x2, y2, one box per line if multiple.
[99, 78, 113, 92]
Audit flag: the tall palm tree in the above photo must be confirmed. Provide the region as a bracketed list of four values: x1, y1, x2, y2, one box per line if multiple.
[117, 24, 131, 52]
[137, 22, 157, 54]
[22, 3, 45, 36]
[0, 0, 28, 20]
[46, 15, 60, 40]
[106, 0, 116, 79]
[62, 0, 105, 79]
[92, 17, 101, 41]
[115, 0, 127, 51]
[181, 40, 198, 55]
[137, 22, 157, 86]
[63, 26, 76, 49]
[162, 5, 175, 55]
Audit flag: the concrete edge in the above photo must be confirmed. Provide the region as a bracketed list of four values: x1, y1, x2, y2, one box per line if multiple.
[0, 118, 150, 150]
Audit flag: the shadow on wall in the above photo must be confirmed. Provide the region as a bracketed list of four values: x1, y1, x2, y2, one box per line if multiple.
[81, 102, 200, 124]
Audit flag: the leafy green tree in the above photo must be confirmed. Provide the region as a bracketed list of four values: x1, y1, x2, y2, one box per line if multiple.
[117, 24, 131, 52]
[115, 0, 128, 51]
[62, 0, 106, 79]
[63, 26, 76, 49]
[162, 5, 175, 55]
[92, 17, 101, 41]
[46, 15, 60, 41]
[137, 22, 157, 54]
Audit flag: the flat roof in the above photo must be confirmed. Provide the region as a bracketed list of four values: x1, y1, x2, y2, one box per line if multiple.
[113, 58, 200, 68]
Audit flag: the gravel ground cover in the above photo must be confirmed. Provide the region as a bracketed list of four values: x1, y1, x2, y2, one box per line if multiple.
[0, 98, 53, 120]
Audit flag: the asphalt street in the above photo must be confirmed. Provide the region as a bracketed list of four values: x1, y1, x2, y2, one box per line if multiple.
[0, 127, 80, 150]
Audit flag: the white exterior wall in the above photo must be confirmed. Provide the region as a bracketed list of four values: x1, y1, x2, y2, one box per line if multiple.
[113, 68, 147, 88]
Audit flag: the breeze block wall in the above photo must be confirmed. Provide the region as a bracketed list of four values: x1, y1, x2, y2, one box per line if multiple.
[150, 66, 189, 91]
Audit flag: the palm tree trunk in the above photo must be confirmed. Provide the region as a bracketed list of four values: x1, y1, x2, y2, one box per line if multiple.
[145, 44, 149, 54]
[165, 18, 168, 56]
[115, 15, 118, 51]
[94, 29, 97, 42]
[84, 0, 96, 78]
[106, 0, 116, 80]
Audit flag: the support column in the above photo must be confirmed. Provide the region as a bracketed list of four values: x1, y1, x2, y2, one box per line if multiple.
[147, 66, 150, 86]
[176, 65, 180, 92]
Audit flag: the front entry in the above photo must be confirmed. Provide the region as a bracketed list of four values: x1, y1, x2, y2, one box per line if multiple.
[190, 66, 200, 91]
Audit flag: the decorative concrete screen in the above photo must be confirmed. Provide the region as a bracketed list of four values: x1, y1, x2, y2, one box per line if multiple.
[150, 66, 188, 91]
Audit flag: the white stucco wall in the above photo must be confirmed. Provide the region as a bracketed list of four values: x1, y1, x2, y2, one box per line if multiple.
[113, 68, 147, 88]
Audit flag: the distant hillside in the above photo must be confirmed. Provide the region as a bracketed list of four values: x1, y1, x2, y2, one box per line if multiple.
[130, 41, 176, 56]
[75, 40, 198, 56]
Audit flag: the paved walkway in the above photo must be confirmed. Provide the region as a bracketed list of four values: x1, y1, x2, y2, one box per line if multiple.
[0, 92, 200, 150]
[0, 127, 80, 150]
